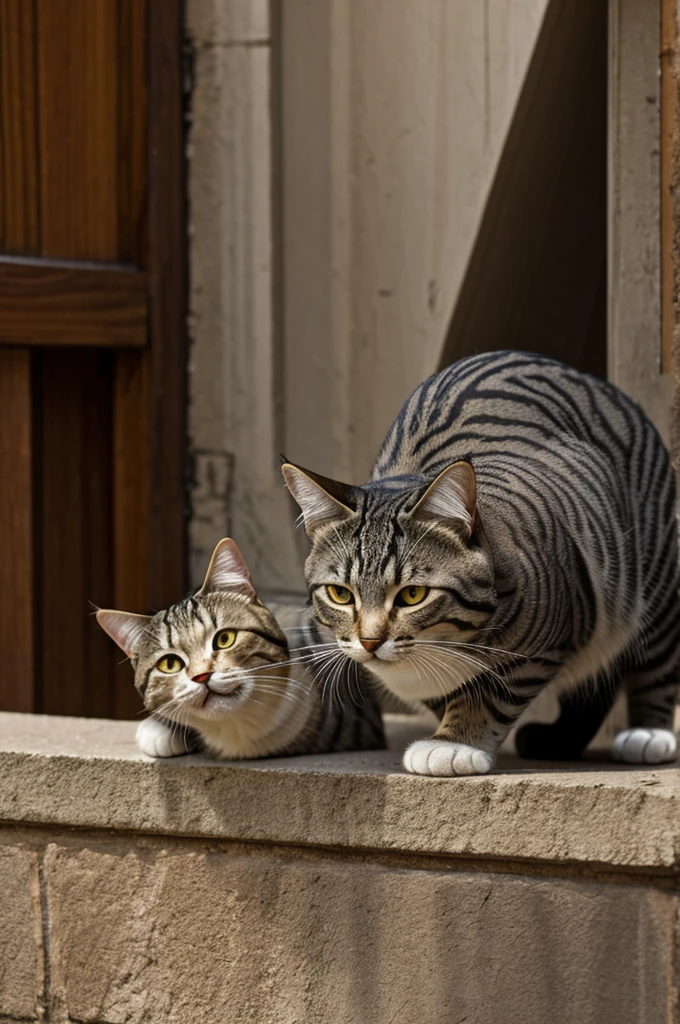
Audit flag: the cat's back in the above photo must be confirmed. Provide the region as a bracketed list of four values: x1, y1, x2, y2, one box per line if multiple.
[374, 350, 665, 485]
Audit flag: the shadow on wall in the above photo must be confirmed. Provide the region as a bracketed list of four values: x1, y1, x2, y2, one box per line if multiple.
[441, 0, 607, 377]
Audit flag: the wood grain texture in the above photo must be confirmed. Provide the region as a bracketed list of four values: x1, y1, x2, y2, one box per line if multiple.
[661, 0, 676, 375]
[109, 0, 188, 717]
[0, 0, 40, 254]
[36, 0, 119, 260]
[0, 259, 148, 347]
[0, 350, 34, 710]
[609, 0, 671, 446]
[35, 350, 114, 717]
[147, 0, 187, 611]
[0, 0, 185, 719]
[117, 0, 148, 266]
[113, 351, 150, 719]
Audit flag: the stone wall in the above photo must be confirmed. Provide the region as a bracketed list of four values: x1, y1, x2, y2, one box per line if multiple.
[2, 712, 680, 1024]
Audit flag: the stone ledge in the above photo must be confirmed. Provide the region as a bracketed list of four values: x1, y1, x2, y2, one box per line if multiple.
[0, 712, 679, 871]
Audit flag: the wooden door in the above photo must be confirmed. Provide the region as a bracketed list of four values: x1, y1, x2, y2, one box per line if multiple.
[0, 0, 186, 718]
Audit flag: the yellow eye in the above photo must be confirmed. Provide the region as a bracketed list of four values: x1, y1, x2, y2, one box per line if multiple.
[157, 654, 184, 674]
[326, 584, 354, 605]
[397, 585, 429, 607]
[213, 629, 237, 650]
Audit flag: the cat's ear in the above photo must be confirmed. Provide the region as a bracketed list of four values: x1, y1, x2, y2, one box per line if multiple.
[281, 461, 359, 535]
[96, 610, 152, 659]
[410, 462, 477, 540]
[199, 538, 257, 601]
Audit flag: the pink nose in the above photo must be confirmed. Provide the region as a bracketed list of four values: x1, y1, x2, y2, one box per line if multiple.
[360, 638, 382, 653]
[193, 671, 212, 684]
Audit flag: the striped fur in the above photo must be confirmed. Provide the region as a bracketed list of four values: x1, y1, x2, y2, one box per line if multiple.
[97, 539, 384, 760]
[283, 352, 680, 774]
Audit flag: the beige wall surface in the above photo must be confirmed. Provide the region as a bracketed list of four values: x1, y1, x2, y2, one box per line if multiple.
[27, 834, 674, 1024]
[187, 0, 302, 591]
[187, 0, 671, 597]
[187, 0, 550, 590]
[280, 0, 549, 486]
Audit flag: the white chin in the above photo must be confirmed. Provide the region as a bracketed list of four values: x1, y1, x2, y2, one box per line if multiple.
[364, 659, 444, 701]
[191, 690, 248, 721]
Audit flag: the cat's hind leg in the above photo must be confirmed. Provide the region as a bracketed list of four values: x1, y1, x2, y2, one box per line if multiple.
[515, 672, 621, 761]
[612, 582, 679, 765]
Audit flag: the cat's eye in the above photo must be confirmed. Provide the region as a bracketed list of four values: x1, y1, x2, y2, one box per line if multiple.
[157, 654, 184, 674]
[396, 585, 429, 607]
[326, 584, 354, 605]
[213, 629, 237, 650]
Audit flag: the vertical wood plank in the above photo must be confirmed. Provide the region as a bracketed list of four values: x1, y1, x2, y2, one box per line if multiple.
[0, 0, 39, 711]
[113, 351, 151, 718]
[609, 0, 672, 445]
[37, 351, 86, 715]
[0, 350, 34, 710]
[82, 351, 115, 718]
[117, 0, 148, 265]
[36, 0, 119, 260]
[111, 0, 187, 717]
[147, 0, 187, 612]
[661, 0, 676, 375]
[0, 0, 40, 253]
[36, 350, 114, 716]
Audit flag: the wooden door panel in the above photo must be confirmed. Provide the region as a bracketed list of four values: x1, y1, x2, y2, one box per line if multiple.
[0, 259, 147, 347]
[0, 0, 40, 256]
[0, 0, 186, 718]
[35, 349, 114, 717]
[2, 0, 147, 264]
[37, 0, 120, 260]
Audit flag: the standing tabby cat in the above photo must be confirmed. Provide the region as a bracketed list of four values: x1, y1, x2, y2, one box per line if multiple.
[97, 539, 384, 759]
[283, 351, 680, 775]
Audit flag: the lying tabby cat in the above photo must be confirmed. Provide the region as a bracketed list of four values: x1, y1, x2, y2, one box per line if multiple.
[283, 351, 680, 775]
[97, 539, 384, 759]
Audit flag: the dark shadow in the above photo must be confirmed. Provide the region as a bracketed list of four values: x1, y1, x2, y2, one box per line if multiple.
[440, 0, 607, 377]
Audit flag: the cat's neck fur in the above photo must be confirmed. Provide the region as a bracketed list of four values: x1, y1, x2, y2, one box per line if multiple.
[193, 666, 317, 759]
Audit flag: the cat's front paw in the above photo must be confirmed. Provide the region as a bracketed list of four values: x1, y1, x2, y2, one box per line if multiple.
[403, 739, 493, 776]
[136, 717, 188, 758]
[611, 728, 677, 765]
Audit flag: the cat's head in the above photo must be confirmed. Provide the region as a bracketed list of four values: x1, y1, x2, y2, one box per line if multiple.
[96, 539, 290, 724]
[282, 461, 495, 701]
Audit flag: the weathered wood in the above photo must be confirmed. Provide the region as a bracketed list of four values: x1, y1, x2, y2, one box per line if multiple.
[0, 259, 148, 348]
[113, 351, 150, 719]
[661, 0, 677, 376]
[111, 0, 187, 717]
[608, 0, 671, 445]
[36, 350, 114, 717]
[146, 0, 187, 611]
[0, 0, 39, 255]
[36, 0, 119, 260]
[0, 350, 34, 711]
[0, 0, 187, 718]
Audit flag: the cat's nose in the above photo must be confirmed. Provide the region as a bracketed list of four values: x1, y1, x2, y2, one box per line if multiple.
[359, 638, 382, 653]
[193, 671, 212, 684]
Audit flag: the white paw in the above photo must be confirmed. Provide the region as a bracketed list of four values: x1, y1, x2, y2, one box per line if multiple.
[136, 717, 188, 758]
[403, 739, 493, 777]
[611, 728, 677, 765]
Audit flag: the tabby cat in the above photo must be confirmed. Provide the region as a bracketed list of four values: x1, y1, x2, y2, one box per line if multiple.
[282, 351, 680, 775]
[97, 539, 384, 759]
